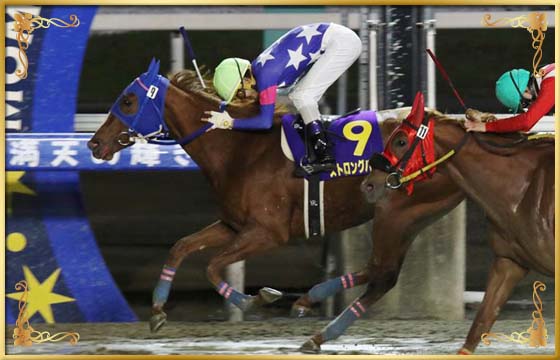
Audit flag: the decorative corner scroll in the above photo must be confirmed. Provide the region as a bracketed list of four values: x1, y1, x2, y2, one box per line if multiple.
[481, 281, 547, 348]
[12, 12, 80, 79]
[482, 12, 547, 78]
[13, 280, 80, 347]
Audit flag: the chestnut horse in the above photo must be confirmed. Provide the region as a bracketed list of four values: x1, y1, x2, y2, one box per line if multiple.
[89, 64, 455, 343]
[360, 104, 554, 354]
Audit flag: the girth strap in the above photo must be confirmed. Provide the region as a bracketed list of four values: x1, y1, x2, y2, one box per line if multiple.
[305, 174, 324, 241]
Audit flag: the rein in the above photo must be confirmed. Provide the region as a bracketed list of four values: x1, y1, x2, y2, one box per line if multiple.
[471, 132, 552, 150]
[122, 121, 214, 147]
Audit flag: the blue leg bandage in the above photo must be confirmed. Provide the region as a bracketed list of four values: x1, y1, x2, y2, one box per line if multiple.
[308, 273, 358, 303]
[320, 299, 367, 341]
[217, 281, 252, 311]
[153, 265, 176, 306]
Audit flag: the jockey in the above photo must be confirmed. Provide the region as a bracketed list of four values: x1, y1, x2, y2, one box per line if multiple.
[202, 23, 362, 174]
[465, 63, 555, 133]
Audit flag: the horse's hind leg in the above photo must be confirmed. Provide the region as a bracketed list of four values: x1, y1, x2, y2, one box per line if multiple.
[150, 220, 236, 332]
[206, 224, 285, 311]
[458, 256, 528, 354]
[291, 270, 369, 317]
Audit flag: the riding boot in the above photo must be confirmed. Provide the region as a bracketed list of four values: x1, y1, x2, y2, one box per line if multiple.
[300, 120, 335, 175]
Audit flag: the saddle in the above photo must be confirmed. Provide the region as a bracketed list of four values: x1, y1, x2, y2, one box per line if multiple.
[280, 110, 384, 181]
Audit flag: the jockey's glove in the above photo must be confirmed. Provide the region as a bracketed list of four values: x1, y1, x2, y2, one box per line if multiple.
[202, 110, 234, 130]
[465, 108, 497, 123]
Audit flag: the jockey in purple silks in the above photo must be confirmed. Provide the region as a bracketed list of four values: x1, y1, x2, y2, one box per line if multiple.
[203, 23, 362, 175]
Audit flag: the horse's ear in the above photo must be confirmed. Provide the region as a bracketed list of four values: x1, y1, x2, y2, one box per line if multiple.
[145, 57, 160, 82]
[406, 91, 425, 127]
[155, 59, 161, 75]
[147, 57, 157, 73]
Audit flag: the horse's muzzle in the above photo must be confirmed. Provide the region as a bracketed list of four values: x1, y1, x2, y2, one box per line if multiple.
[87, 139, 99, 151]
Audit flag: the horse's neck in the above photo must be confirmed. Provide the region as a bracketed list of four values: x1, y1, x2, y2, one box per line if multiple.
[164, 85, 235, 184]
[163, 85, 284, 191]
[435, 122, 529, 219]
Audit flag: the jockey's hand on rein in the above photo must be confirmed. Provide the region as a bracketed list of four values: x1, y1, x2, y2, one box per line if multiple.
[201, 110, 234, 130]
[465, 108, 497, 123]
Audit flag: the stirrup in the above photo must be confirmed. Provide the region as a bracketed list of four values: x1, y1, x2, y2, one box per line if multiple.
[296, 158, 316, 176]
[295, 159, 335, 177]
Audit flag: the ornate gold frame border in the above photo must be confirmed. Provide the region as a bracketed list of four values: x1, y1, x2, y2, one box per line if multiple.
[1, 1, 558, 360]
[11, 12, 80, 80]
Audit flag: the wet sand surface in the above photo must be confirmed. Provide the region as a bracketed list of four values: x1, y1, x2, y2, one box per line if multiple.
[6, 318, 555, 355]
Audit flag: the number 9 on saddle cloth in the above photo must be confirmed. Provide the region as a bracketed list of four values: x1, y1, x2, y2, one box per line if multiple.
[281, 109, 384, 180]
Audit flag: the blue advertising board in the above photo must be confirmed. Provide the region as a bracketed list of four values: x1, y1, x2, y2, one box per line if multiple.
[6, 6, 139, 324]
[7, 133, 198, 171]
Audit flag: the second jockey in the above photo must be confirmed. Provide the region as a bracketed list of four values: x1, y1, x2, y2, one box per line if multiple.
[465, 63, 555, 133]
[203, 23, 362, 174]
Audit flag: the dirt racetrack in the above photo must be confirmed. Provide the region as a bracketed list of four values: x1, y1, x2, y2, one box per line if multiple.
[6, 317, 555, 355]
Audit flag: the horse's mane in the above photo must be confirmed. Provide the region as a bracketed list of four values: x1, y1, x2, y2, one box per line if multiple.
[170, 68, 217, 96]
[169, 69, 288, 118]
[427, 111, 554, 156]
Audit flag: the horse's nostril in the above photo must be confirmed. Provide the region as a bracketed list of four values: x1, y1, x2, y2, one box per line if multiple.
[361, 180, 374, 194]
[87, 140, 99, 150]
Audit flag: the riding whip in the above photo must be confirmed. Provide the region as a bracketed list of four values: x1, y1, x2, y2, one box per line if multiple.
[425, 49, 467, 110]
[179, 26, 206, 88]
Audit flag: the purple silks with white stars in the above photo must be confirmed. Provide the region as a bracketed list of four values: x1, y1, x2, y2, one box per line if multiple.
[233, 23, 332, 131]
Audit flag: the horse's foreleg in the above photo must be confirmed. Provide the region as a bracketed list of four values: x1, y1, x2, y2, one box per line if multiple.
[291, 270, 369, 317]
[299, 267, 400, 353]
[299, 217, 407, 353]
[459, 256, 528, 354]
[150, 220, 236, 332]
[206, 225, 284, 311]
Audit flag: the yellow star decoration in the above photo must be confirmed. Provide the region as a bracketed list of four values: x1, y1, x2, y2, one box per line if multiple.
[6, 171, 36, 216]
[7, 266, 75, 324]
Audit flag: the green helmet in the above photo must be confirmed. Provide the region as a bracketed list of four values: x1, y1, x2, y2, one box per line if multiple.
[213, 58, 251, 104]
[495, 69, 530, 113]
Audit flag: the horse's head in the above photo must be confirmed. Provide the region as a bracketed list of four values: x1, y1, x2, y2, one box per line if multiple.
[362, 92, 436, 202]
[88, 58, 170, 160]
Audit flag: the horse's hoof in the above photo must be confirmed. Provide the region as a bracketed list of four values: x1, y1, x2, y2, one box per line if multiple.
[150, 311, 167, 333]
[299, 339, 321, 353]
[290, 305, 311, 318]
[259, 287, 283, 304]
[239, 296, 256, 312]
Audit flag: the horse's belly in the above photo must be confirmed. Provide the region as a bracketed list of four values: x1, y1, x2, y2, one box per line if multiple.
[288, 176, 375, 238]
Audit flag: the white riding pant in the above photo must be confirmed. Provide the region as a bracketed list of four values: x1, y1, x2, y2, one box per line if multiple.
[288, 24, 362, 124]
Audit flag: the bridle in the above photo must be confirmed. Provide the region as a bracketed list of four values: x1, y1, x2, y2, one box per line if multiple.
[389, 130, 469, 190]
[372, 114, 470, 190]
[116, 77, 170, 146]
[385, 115, 432, 189]
[113, 77, 214, 148]
[117, 123, 214, 147]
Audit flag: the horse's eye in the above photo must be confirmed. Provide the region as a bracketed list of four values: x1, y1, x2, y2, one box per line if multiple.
[123, 97, 132, 106]
[398, 139, 407, 147]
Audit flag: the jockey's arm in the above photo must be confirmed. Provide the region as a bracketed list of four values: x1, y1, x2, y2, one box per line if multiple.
[232, 85, 278, 130]
[485, 78, 555, 133]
